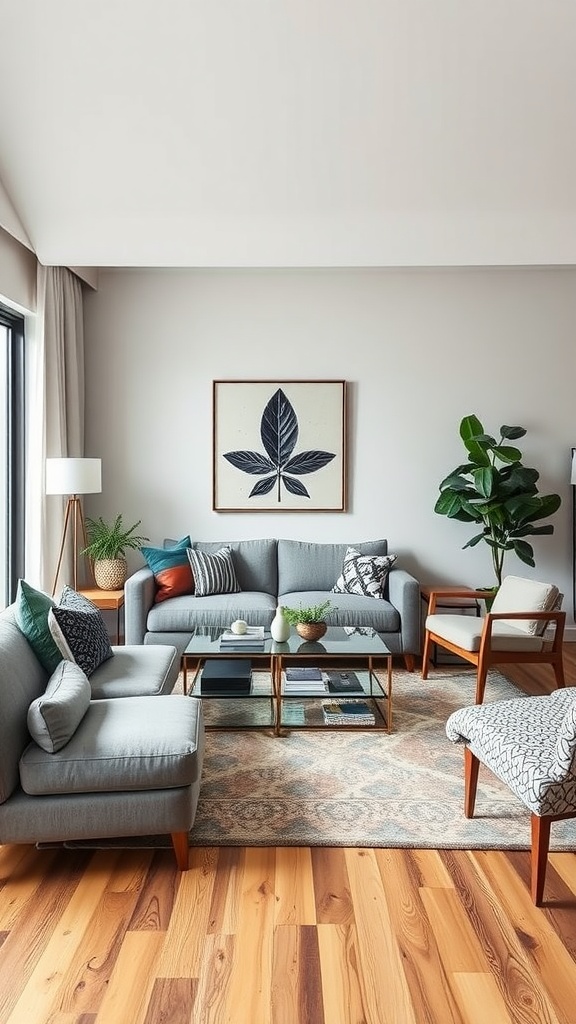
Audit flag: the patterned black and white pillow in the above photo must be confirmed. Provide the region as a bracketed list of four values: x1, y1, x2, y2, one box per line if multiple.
[48, 586, 114, 676]
[187, 546, 240, 597]
[332, 547, 397, 600]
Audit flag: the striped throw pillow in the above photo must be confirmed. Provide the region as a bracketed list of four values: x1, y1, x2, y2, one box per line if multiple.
[187, 546, 240, 597]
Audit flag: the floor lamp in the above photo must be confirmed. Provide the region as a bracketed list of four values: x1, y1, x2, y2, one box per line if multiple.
[46, 457, 102, 596]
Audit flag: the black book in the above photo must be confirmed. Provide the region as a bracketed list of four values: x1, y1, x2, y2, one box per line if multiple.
[201, 658, 252, 694]
[326, 671, 364, 694]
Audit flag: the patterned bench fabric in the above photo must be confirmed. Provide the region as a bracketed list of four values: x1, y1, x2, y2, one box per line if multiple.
[446, 687, 576, 815]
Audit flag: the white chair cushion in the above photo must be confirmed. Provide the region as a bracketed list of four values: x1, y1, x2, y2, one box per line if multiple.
[426, 613, 545, 652]
[490, 576, 559, 635]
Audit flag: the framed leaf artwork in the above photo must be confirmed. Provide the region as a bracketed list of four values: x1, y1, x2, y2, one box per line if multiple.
[213, 380, 347, 512]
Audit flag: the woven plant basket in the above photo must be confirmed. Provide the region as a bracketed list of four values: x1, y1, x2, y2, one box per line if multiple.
[93, 558, 128, 590]
[296, 621, 327, 642]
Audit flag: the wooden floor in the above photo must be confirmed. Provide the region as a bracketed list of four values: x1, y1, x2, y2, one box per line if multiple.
[2, 653, 576, 1024]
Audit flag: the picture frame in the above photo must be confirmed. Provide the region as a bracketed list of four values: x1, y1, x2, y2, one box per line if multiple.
[213, 379, 347, 512]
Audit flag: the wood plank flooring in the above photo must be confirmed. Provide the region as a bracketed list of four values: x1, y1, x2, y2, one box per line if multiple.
[1, 651, 576, 1023]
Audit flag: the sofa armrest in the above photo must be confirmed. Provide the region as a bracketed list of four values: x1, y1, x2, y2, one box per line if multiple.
[125, 567, 156, 645]
[387, 568, 421, 655]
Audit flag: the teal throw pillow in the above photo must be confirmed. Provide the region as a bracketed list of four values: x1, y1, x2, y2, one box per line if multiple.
[14, 579, 62, 673]
[142, 535, 194, 603]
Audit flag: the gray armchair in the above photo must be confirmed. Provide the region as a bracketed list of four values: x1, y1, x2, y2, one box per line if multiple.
[446, 687, 576, 905]
[0, 606, 204, 869]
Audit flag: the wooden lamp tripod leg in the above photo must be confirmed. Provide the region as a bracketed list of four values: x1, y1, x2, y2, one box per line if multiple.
[51, 494, 92, 596]
[51, 496, 74, 597]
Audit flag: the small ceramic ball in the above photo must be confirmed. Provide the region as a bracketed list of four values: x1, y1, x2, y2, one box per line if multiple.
[231, 619, 247, 635]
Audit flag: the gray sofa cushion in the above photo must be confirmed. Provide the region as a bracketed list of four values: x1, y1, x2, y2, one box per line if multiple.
[147, 592, 277, 633]
[280, 590, 400, 632]
[27, 660, 91, 753]
[19, 695, 204, 795]
[277, 539, 389, 594]
[89, 644, 180, 699]
[192, 539, 278, 595]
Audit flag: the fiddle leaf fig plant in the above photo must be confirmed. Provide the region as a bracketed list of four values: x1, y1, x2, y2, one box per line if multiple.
[435, 414, 561, 587]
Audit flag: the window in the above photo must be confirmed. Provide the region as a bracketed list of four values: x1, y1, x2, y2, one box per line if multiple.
[0, 305, 25, 609]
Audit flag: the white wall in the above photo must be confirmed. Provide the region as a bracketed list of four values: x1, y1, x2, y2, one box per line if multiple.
[84, 267, 576, 623]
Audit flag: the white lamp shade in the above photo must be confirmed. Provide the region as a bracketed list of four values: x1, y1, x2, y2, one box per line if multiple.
[46, 457, 102, 495]
[572, 449, 576, 486]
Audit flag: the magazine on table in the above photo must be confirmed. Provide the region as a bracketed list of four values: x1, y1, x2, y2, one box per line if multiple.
[321, 698, 376, 725]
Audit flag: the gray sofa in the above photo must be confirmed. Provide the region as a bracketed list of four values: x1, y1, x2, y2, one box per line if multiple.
[0, 604, 205, 868]
[125, 538, 420, 669]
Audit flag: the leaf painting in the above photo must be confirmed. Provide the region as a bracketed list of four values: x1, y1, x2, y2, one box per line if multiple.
[223, 388, 336, 502]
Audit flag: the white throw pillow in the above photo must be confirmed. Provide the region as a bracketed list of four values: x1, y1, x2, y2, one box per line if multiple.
[332, 547, 397, 599]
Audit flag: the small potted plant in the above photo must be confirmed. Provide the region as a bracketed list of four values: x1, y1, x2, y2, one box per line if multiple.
[282, 600, 334, 641]
[82, 514, 149, 590]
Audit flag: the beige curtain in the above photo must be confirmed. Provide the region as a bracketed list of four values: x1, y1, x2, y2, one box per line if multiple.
[26, 266, 85, 592]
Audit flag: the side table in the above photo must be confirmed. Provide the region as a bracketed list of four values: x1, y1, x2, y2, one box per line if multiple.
[420, 585, 481, 666]
[79, 588, 125, 645]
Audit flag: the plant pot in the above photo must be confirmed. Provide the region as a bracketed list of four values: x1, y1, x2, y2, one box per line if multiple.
[477, 586, 499, 611]
[93, 557, 128, 590]
[296, 621, 327, 642]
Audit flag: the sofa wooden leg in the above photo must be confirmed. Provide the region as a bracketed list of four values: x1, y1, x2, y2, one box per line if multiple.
[403, 654, 415, 672]
[171, 831, 190, 870]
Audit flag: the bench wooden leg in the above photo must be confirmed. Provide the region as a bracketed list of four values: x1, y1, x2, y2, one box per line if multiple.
[464, 747, 480, 818]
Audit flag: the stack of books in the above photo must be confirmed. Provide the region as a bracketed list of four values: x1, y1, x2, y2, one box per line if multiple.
[283, 666, 327, 694]
[219, 625, 265, 652]
[321, 698, 376, 726]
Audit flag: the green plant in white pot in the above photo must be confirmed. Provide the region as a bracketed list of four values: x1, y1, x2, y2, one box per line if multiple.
[82, 514, 149, 590]
[434, 414, 561, 589]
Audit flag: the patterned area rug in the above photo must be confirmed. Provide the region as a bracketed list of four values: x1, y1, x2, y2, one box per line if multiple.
[57, 668, 576, 851]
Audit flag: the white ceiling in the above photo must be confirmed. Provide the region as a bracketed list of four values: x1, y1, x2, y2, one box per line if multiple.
[1, 0, 575, 268]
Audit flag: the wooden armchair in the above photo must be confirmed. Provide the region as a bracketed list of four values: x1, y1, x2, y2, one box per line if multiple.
[422, 575, 566, 704]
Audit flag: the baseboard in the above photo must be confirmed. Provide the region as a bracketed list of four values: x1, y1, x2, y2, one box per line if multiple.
[564, 625, 576, 642]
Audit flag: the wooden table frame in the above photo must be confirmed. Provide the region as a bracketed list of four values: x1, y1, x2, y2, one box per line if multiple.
[79, 588, 125, 645]
[181, 646, 393, 735]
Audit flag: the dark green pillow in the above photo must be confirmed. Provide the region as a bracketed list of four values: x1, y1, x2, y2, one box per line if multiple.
[14, 579, 62, 673]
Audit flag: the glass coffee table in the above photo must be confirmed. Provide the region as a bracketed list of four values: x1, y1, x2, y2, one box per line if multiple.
[181, 625, 392, 734]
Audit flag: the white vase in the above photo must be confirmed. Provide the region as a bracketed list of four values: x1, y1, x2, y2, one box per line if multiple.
[271, 606, 290, 642]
